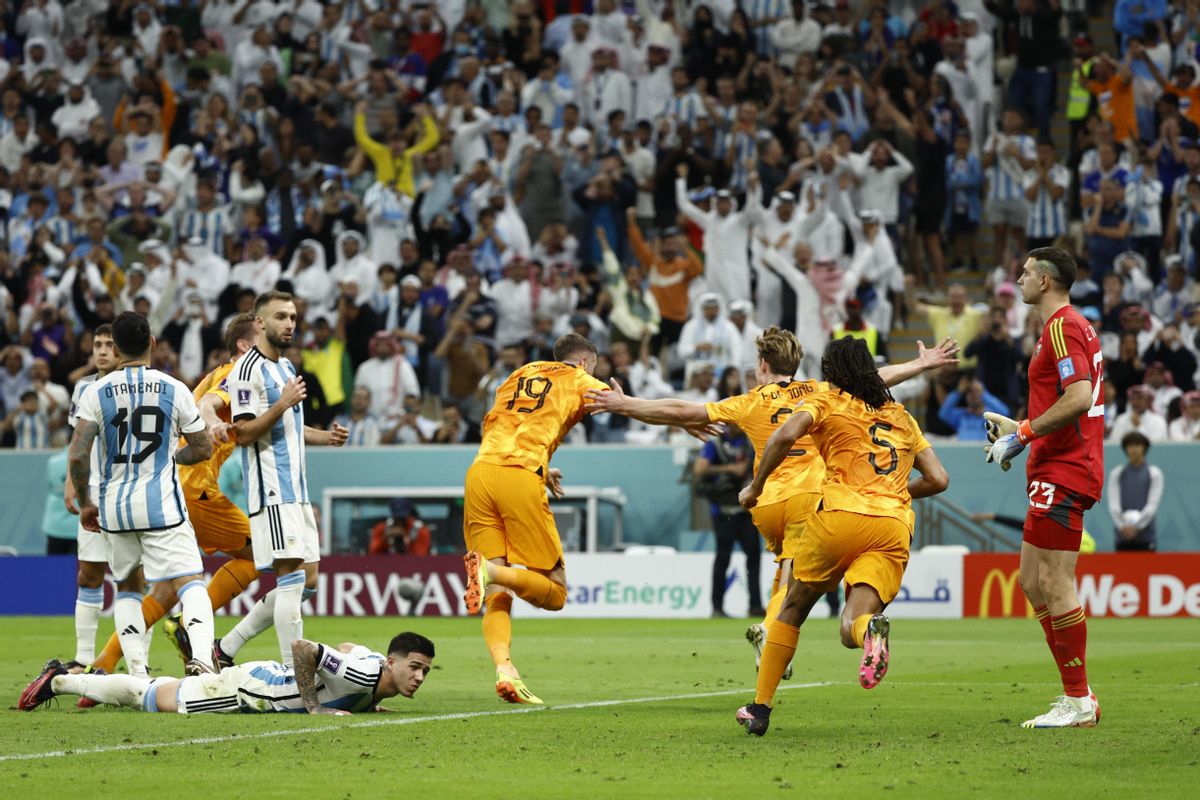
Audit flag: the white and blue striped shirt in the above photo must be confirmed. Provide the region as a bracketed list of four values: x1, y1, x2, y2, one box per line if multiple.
[332, 413, 381, 447]
[724, 130, 758, 192]
[177, 204, 232, 257]
[14, 410, 49, 450]
[662, 91, 708, 127]
[231, 644, 384, 714]
[1177, 202, 1199, 270]
[74, 367, 204, 532]
[229, 348, 309, 516]
[1023, 163, 1071, 239]
[69, 374, 101, 494]
[746, 0, 788, 57]
[984, 132, 1036, 201]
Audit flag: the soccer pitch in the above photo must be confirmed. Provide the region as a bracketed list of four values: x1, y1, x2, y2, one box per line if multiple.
[2, 616, 1196, 798]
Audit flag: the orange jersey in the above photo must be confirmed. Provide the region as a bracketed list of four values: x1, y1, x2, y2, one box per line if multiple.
[474, 361, 609, 473]
[796, 390, 931, 527]
[706, 380, 831, 507]
[178, 362, 235, 500]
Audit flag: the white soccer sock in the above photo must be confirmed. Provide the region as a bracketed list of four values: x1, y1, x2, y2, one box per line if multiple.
[178, 579, 215, 669]
[273, 571, 306, 667]
[222, 590, 277, 657]
[74, 586, 104, 665]
[114, 591, 149, 677]
[52, 673, 152, 709]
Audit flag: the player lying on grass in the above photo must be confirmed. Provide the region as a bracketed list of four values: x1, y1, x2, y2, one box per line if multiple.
[584, 327, 957, 678]
[20, 632, 434, 715]
[732, 338, 949, 736]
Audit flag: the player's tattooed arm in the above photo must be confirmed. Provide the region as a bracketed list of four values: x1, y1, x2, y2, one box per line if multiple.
[68, 420, 99, 508]
[176, 428, 214, 465]
[293, 639, 349, 716]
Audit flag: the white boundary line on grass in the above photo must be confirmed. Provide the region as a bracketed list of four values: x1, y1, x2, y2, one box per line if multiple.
[0, 682, 833, 763]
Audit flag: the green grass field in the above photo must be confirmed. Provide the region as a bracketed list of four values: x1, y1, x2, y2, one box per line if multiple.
[2, 615, 1197, 798]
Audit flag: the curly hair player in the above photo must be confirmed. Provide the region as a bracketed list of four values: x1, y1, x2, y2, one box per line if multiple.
[733, 337, 949, 737]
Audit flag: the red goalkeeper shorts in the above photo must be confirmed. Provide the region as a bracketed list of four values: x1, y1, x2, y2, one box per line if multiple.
[1023, 478, 1096, 552]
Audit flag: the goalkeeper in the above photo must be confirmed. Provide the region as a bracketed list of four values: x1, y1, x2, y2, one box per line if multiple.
[981, 248, 1104, 730]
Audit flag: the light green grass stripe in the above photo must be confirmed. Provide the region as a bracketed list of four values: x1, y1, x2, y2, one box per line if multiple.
[1, 681, 834, 763]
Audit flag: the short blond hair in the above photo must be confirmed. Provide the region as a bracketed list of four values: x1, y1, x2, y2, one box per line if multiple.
[756, 326, 803, 376]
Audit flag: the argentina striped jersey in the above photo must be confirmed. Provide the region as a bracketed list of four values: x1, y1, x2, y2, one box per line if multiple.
[177, 204, 231, 256]
[229, 347, 308, 516]
[1023, 164, 1071, 239]
[69, 374, 102, 493]
[74, 367, 205, 532]
[984, 132, 1036, 201]
[233, 644, 384, 713]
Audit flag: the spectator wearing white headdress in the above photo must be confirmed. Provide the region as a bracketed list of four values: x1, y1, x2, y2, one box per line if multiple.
[678, 293, 742, 376]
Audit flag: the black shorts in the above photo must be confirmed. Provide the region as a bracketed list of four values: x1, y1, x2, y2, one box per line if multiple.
[914, 192, 948, 236]
[948, 212, 978, 235]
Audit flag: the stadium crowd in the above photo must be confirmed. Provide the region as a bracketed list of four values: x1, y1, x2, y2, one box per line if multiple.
[2, 0, 1200, 451]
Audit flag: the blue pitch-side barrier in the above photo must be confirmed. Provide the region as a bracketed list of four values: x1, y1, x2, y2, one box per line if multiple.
[2, 443, 1199, 555]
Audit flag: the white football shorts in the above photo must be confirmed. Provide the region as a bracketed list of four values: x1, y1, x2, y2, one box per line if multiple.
[106, 520, 204, 583]
[249, 502, 320, 571]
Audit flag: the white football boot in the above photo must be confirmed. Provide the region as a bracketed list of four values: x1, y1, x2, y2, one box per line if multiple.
[1020, 695, 1097, 728]
[745, 624, 792, 680]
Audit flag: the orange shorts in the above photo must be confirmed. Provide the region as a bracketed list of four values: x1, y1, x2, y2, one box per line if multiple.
[751, 491, 821, 561]
[464, 461, 562, 571]
[791, 508, 911, 604]
[186, 493, 252, 556]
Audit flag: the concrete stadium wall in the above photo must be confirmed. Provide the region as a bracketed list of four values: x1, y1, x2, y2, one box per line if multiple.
[2, 443, 1198, 555]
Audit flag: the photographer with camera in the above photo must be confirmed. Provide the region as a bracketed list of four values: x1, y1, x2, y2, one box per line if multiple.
[695, 422, 764, 618]
[964, 307, 1024, 409]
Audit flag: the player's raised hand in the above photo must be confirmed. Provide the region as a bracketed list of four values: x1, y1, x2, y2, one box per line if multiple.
[546, 467, 566, 499]
[583, 377, 624, 413]
[280, 376, 307, 408]
[80, 504, 101, 532]
[916, 338, 959, 370]
[328, 422, 349, 447]
[982, 411, 1018, 444]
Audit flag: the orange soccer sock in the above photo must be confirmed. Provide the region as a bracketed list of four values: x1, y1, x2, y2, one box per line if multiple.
[489, 564, 567, 611]
[1050, 607, 1089, 698]
[1033, 605, 1057, 659]
[91, 595, 169, 673]
[754, 621, 800, 706]
[483, 593, 514, 669]
[207, 559, 259, 611]
[762, 588, 786, 628]
[850, 613, 872, 648]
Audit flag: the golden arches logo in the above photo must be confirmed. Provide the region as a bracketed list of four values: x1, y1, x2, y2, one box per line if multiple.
[978, 569, 1035, 618]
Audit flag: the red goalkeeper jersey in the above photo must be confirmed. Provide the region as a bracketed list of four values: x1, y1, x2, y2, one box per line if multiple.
[1025, 305, 1105, 501]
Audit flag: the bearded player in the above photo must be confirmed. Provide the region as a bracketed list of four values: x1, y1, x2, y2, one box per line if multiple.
[984, 247, 1104, 729]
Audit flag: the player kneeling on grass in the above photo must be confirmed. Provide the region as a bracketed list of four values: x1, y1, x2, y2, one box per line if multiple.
[20, 632, 434, 715]
[734, 338, 949, 737]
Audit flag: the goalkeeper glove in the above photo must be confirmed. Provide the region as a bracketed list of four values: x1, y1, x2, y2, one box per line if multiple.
[984, 433, 1024, 471]
[982, 415, 1039, 471]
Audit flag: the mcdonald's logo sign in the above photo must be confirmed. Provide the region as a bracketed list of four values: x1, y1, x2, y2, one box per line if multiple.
[975, 568, 1034, 618]
[964, 555, 1032, 618]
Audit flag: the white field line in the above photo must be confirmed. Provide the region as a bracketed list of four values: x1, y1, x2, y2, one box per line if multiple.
[0, 682, 833, 763]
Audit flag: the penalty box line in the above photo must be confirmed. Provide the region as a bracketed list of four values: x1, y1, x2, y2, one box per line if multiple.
[0, 682, 834, 763]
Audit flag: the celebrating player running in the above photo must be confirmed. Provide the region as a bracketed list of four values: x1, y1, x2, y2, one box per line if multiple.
[982, 247, 1104, 729]
[733, 337, 949, 736]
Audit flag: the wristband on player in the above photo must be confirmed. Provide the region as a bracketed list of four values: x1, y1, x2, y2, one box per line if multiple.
[1016, 419, 1038, 444]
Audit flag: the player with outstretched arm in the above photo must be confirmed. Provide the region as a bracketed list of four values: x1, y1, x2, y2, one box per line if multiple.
[982, 247, 1104, 729]
[732, 338, 949, 736]
[19, 632, 434, 714]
